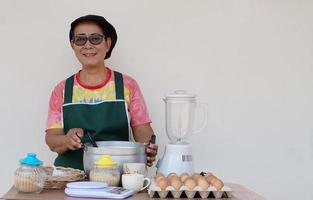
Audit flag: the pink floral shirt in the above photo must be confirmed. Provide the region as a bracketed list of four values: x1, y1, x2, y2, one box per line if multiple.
[46, 67, 151, 130]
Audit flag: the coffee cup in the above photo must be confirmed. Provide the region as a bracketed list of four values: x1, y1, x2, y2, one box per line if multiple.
[123, 163, 146, 176]
[122, 174, 150, 192]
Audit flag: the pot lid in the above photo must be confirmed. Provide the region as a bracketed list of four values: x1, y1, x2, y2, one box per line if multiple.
[19, 153, 43, 166]
[165, 90, 196, 100]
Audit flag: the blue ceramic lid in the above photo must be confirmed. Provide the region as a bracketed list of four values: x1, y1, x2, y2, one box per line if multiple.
[19, 153, 43, 166]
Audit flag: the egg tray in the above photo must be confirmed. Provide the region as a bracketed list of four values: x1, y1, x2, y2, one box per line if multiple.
[148, 180, 232, 199]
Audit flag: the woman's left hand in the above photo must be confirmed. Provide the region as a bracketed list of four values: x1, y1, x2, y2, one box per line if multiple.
[146, 144, 158, 167]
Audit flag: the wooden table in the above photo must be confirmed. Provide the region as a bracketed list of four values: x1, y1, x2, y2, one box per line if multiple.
[1, 183, 266, 200]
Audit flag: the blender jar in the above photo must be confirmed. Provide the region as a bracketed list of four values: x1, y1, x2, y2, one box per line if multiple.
[164, 90, 196, 143]
[164, 90, 207, 143]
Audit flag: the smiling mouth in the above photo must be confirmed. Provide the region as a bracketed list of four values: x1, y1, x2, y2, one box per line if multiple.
[83, 53, 97, 57]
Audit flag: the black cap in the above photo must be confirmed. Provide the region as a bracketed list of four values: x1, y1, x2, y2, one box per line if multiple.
[69, 15, 117, 59]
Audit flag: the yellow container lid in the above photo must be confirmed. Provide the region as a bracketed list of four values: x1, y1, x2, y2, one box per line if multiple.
[95, 155, 117, 168]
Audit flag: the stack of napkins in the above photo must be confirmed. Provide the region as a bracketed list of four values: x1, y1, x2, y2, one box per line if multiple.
[65, 181, 134, 199]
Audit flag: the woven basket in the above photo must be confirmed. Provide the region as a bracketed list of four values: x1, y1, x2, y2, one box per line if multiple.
[43, 166, 86, 189]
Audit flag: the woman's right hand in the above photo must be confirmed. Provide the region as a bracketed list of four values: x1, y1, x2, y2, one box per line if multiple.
[65, 128, 84, 150]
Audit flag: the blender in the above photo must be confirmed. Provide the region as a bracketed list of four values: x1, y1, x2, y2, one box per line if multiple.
[156, 90, 207, 176]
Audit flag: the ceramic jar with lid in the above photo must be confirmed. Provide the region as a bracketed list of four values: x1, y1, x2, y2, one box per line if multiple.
[89, 154, 120, 186]
[14, 153, 46, 193]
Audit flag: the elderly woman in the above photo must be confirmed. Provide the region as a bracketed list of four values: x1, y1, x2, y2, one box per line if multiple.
[45, 15, 158, 170]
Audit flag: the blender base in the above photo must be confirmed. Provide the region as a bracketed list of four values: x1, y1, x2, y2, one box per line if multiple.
[156, 143, 194, 176]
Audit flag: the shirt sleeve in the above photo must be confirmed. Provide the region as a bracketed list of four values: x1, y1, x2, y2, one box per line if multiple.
[123, 75, 151, 127]
[46, 81, 65, 130]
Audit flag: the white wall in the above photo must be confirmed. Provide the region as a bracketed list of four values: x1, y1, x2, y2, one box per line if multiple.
[1, 1, 312, 199]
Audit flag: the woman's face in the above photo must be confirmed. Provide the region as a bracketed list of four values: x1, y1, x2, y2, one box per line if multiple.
[71, 21, 111, 68]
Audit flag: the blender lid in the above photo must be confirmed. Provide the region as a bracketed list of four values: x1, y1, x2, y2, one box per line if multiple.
[165, 90, 196, 100]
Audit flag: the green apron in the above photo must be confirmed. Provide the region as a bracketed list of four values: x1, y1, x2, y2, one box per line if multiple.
[54, 71, 130, 170]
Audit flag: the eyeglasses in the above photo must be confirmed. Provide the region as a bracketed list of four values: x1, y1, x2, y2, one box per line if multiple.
[72, 33, 105, 46]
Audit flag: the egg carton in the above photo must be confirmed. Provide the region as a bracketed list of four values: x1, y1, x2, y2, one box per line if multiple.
[148, 180, 232, 199]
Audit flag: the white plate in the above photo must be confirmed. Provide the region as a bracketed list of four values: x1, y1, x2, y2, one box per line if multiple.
[66, 181, 108, 189]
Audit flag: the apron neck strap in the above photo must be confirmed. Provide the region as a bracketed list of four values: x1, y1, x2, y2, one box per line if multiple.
[64, 75, 75, 104]
[114, 71, 125, 100]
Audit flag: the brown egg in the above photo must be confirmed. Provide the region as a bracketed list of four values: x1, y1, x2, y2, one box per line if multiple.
[180, 172, 189, 177]
[155, 176, 165, 183]
[192, 173, 202, 180]
[170, 178, 182, 190]
[183, 178, 197, 190]
[167, 172, 178, 179]
[209, 176, 216, 183]
[205, 171, 213, 177]
[179, 173, 190, 182]
[213, 179, 224, 191]
[196, 177, 210, 190]
[168, 176, 180, 183]
[155, 173, 165, 179]
[157, 178, 168, 190]
[206, 175, 217, 184]
[210, 176, 219, 184]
